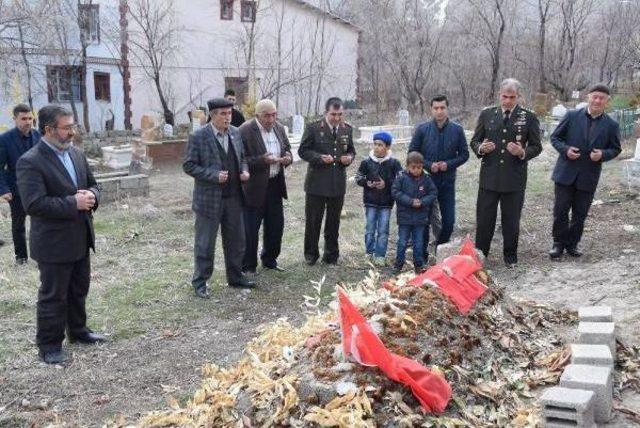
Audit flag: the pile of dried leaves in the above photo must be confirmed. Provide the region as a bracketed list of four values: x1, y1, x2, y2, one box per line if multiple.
[132, 270, 640, 427]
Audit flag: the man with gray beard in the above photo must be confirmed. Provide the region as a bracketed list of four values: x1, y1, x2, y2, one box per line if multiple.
[17, 105, 104, 364]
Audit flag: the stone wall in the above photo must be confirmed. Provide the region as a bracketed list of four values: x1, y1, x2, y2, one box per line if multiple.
[95, 171, 150, 203]
[81, 127, 191, 158]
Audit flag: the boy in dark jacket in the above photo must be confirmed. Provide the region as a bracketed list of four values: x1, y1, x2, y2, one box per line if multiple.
[355, 131, 402, 266]
[391, 151, 438, 274]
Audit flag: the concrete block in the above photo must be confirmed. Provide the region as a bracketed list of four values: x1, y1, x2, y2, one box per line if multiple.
[119, 176, 140, 189]
[570, 344, 613, 368]
[578, 321, 616, 356]
[540, 386, 595, 427]
[578, 306, 613, 322]
[545, 421, 594, 428]
[559, 364, 612, 423]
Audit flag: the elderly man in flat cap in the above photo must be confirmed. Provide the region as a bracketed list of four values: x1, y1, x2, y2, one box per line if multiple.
[183, 97, 255, 298]
[549, 84, 621, 259]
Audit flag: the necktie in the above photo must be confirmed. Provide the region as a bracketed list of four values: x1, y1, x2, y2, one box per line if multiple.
[332, 127, 337, 141]
[503, 110, 510, 126]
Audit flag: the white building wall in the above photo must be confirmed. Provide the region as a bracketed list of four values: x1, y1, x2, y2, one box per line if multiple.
[129, 0, 359, 127]
[0, 0, 125, 131]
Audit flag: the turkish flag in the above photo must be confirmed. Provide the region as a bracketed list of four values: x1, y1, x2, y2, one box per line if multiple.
[338, 288, 451, 412]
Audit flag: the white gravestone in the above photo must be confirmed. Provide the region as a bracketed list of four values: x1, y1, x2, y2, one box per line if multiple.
[551, 104, 567, 119]
[292, 114, 305, 136]
[397, 108, 410, 126]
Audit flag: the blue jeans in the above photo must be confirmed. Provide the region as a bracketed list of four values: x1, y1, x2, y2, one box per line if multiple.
[364, 207, 391, 257]
[396, 224, 426, 267]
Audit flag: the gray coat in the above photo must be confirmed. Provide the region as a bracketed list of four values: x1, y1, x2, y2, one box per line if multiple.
[183, 124, 248, 219]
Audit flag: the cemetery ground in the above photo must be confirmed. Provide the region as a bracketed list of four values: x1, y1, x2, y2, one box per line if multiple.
[0, 140, 639, 426]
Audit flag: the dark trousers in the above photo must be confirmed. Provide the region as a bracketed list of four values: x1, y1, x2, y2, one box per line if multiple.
[552, 183, 595, 248]
[37, 255, 91, 352]
[304, 193, 344, 263]
[9, 196, 28, 259]
[435, 183, 456, 245]
[475, 188, 525, 260]
[192, 195, 245, 289]
[243, 178, 285, 271]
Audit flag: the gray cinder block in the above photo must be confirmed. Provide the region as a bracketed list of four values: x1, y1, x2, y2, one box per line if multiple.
[559, 364, 612, 423]
[540, 386, 596, 427]
[578, 306, 613, 322]
[570, 343, 613, 368]
[578, 321, 616, 356]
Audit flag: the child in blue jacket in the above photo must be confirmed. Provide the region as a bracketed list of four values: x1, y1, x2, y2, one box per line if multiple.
[391, 151, 438, 273]
[355, 131, 402, 266]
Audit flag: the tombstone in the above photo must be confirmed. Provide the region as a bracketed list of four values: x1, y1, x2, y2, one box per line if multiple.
[191, 109, 206, 132]
[163, 123, 174, 137]
[534, 93, 550, 117]
[551, 104, 568, 119]
[397, 108, 410, 126]
[622, 138, 640, 191]
[141, 114, 160, 141]
[292, 114, 305, 136]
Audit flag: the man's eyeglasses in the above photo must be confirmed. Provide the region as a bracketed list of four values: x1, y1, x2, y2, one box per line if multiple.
[55, 125, 79, 132]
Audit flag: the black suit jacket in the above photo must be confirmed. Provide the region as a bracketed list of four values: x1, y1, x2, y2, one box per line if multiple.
[470, 105, 542, 192]
[16, 142, 100, 263]
[550, 108, 621, 193]
[239, 118, 291, 208]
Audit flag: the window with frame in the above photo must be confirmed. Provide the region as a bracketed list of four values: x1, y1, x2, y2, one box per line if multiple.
[241, 0, 256, 22]
[79, 3, 100, 43]
[94, 72, 111, 102]
[220, 0, 233, 20]
[47, 66, 84, 103]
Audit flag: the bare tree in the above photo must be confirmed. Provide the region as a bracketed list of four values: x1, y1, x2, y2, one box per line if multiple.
[454, 0, 510, 102]
[546, 0, 596, 100]
[128, 0, 179, 125]
[535, 0, 553, 92]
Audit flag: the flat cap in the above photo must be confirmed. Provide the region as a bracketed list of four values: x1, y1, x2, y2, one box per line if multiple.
[207, 97, 234, 110]
[588, 84, 610, 95]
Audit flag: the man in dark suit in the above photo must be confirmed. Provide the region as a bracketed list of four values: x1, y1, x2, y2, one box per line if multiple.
[549, 84, 621, 258]
[16, 105, 104, 364]
[184, 98, 254, 299]
[470, 78, 542, 267]
[298, 97, 356, 265]
[239, 99, 292, 274]
[0, 103, 41, 264]
[409, 94, 469, 256]
[225, 89, 246, 128]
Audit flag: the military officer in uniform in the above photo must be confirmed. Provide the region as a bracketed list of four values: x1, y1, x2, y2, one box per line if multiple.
[298, 97, 356, 265]
[470, 78, 542, 267]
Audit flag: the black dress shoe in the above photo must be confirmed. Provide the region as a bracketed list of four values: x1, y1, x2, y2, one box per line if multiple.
[69, 332, 107, 344]
[39, 349, 69, 364]
[321, 259, 338, 265]
[229, 278, 256, 288]
[504, 256, 518, 268]
[305, 257, 317, 266]
[566, 246, 583, 257]
[263, 264, 285, 272]
[549, 243, 564, 259]
[194, 287, 210, 299]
